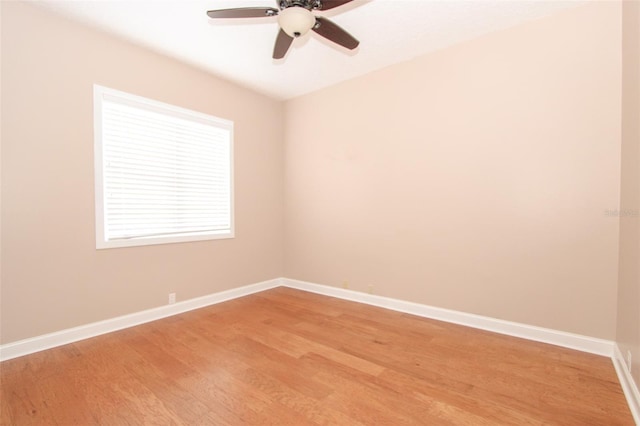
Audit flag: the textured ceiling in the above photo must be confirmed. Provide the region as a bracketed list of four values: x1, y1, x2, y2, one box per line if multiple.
[30, 0, 584, 100]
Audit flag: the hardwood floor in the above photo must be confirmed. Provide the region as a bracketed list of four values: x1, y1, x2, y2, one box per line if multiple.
[0, 287, 634, 425]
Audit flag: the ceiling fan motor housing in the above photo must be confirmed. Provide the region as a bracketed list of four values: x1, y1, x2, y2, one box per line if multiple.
[279, 0, 322, 11]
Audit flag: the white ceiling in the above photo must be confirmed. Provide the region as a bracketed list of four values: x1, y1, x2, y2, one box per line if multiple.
[30, 0, 584, 100]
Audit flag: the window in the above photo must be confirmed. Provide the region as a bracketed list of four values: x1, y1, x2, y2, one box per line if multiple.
[94, 85, 233, 249]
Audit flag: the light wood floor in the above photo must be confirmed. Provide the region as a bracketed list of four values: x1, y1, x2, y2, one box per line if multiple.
[0, 287, 634, 425]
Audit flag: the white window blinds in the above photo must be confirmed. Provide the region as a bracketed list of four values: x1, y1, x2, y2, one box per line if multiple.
[94, 85, 233, 249]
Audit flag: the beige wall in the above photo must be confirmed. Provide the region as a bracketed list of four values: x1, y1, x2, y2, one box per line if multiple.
[284, 2, 622, 339]
[617, 0, 640, 392]
[0, 1, 632, 348]
[0, 1, 4, 344]
[0, 2, 284, 343]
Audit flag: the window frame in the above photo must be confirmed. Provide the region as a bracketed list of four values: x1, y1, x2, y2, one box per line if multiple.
[94, 84, 234, 249]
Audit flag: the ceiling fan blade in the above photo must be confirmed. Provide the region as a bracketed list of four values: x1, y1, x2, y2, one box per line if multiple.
[312, 17, 359, 50]
[273, 29, 294, 59]
[207, 7, 278, 19]
[317, 0, 355, 11]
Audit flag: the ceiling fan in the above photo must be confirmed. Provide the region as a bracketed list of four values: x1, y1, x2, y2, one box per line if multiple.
[206, 0, 360, 59]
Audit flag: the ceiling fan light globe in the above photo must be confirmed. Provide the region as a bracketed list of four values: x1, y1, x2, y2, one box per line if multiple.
[278, 6, 315, 38]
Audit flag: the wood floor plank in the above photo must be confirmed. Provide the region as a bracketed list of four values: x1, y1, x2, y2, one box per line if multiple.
[0, 287, 634, 425]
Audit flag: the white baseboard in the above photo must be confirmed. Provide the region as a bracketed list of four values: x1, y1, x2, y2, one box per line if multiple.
[0, 278, 281, 362]
[613, 344, 640, 424]
[281, 278, 615, 357]
[0, 276, 616, 360]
